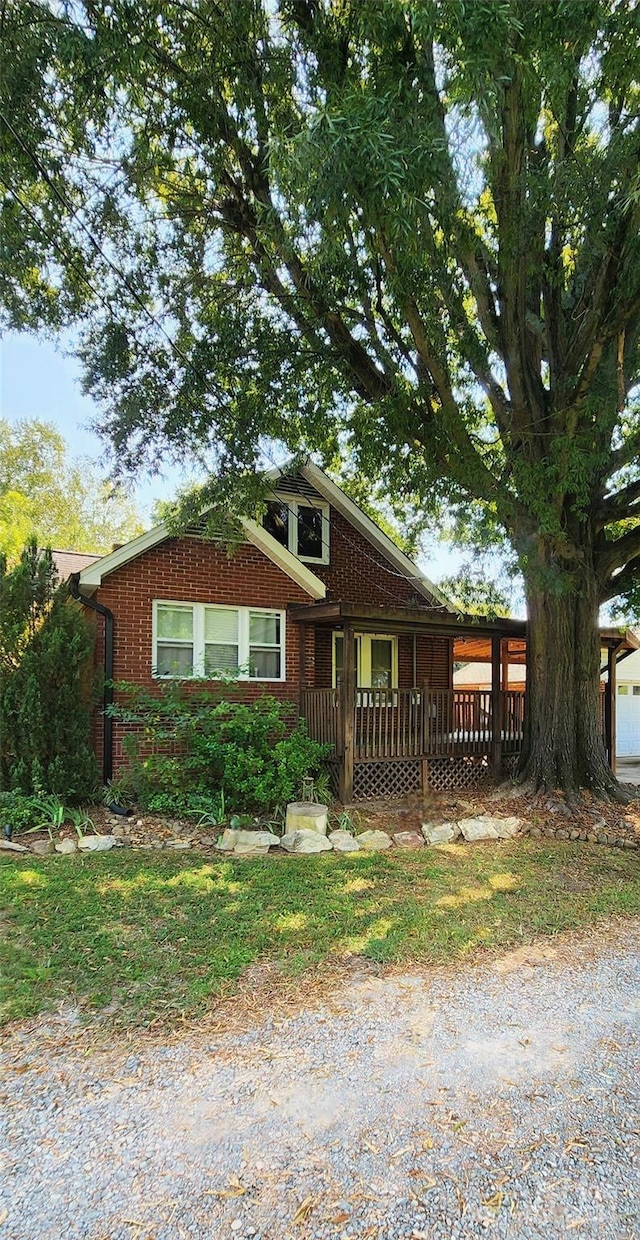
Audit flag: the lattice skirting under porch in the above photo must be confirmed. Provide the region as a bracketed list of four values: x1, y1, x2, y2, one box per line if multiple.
[352, 759, 423, 801]
[424, 755, 491, 793]
[350, 755, 495, 800]
[501, 754, 520, 777]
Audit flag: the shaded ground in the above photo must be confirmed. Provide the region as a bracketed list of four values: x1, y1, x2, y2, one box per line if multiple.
[1, 920, 638, 1240]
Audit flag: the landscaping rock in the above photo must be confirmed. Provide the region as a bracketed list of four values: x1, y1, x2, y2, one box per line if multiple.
[285, 802, 329, 836]
[422, 821, 460, 845]
[233, 842, 271, 857]
[55, 839, 78, 854]
[392, 831, 424, 849]
[328, 830, 361, 852]
[279, 829, 333, 854]
[458, 816, 499, 842]
[77, 835, 116, 852]
[234, 830, 279, 850]
[492, 815, 521, 839]
[356, 829, 392, 851]
[31, 840, 55, 856]
[165, 839, 192, 850]
[216, 828, 238, 851]
[0, 838, 29, 853]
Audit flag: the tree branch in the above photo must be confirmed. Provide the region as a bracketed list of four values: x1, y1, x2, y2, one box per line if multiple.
[597, 522, 640, 579]
[597, 476, 640, 528]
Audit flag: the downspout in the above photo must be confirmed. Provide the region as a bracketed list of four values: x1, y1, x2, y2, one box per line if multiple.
[69, 573, 114, 784]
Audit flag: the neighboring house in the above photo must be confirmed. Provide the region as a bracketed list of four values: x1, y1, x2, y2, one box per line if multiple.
[69, 463, 633, 800]
[51, 550, 101, 580]
[602, 647, 640, 758]
[457, 632, 640, 760]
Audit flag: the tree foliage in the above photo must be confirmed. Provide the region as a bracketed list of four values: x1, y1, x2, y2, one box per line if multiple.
[2, 1, 640, 793]
[0, 418, 144, 558]
[0, 541, 99, 799]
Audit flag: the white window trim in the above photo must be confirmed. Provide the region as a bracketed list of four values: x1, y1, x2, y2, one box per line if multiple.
[267, 495, 330, 565]
[152, 600, 286, 681]
[332, 631, 398, 694]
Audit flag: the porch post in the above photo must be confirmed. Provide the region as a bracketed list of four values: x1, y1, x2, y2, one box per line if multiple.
[606, 643, 619, 774]
[501, 639, 509, 690]
[340, 621, 355, 803]
[299, 623, 308, 715]
[491, 633, 502, 776]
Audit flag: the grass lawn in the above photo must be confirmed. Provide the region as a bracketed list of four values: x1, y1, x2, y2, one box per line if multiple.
[1, 840, 639, 1030]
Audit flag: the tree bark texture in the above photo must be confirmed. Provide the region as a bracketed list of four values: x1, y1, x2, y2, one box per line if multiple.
[518, 555, 620, 799]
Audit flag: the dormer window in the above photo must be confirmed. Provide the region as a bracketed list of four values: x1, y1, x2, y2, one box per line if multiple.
[263, 497, 329, 564]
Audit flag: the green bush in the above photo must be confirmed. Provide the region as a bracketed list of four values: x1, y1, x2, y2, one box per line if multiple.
[0, 791, 47, 833]
[0, 543, 99, 801]
[108, 682, 329, 815]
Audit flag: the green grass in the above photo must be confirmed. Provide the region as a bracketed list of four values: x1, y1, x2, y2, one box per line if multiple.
[1, 841, 639, 1029]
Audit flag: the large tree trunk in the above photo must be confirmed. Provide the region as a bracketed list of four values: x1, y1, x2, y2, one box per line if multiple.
[517, 550, 623, 801]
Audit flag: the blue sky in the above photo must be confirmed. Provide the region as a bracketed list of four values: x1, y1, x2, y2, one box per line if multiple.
[1, 329, 463, 579]
[1, 331, 188, 521]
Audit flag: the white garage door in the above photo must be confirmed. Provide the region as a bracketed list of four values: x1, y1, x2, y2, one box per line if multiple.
[617, 685, 640, 757]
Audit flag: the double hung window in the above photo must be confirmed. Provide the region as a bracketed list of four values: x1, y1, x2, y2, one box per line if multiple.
[154, 602, 285, 680]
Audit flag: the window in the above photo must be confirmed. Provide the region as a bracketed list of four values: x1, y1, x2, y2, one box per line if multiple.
[633, 686, 640, 696]
[155, 604, 194, 677]
[263, 497, 329, 563]
[332, 632, 397, 692]
[618, 684, 629, 695]
[153, 602, 285, 680]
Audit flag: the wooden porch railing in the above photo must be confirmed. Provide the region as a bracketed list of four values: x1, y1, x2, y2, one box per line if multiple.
[301, 687, 526, 760]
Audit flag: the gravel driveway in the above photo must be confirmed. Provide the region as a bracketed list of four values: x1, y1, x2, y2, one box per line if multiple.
[1, 920, 638, 1240]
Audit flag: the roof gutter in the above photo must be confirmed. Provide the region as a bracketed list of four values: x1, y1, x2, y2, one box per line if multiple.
[69, 573, 114, 785]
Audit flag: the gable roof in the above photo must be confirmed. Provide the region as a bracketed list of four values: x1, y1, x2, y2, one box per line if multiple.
[268, 461, 454, 612]
[77, 461, 454, 610]
[78, 516, 326, 600]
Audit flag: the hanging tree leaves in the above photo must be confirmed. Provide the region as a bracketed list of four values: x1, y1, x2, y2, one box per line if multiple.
[1, 0, 640, 797]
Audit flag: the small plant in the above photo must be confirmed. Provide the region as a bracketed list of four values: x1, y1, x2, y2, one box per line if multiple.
[24, 795, 67, 841]
[102, 776, 137, 810]
[67, 807, 95, 838]
[187, 790, 227, 828]
[332, 809, 360, 835]
[311, 770, 332, 805]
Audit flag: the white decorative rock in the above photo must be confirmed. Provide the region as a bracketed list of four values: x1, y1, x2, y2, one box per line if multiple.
[328, 830, 361, 852]
[392, 831, 424, 849]
[492, 816, 521, 839]
[279, 829, 333, 854]
[458, 817, 499, 842]
[216, 828, 239, 851]
[285, 802, 329, 836]
[234, 830, 279, 849]
[0, 838, 29, 853]
[356, 830, 392, 851]
[233, 842, 271, 857]
[78, 834, 116, 851]
[55, 839, 78, 854]
[422, 821, 461, 845]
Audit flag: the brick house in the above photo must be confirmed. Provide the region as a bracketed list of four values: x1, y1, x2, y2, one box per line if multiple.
[71, 462, 627, 800]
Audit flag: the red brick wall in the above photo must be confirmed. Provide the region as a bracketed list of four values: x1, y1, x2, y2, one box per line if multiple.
[94, 536, 312, 774]
[313, 509, 431, 607]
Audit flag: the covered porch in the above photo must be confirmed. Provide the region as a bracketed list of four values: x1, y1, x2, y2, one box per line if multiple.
[291, 601, 633, 802]
[292, 601, 527, 801]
